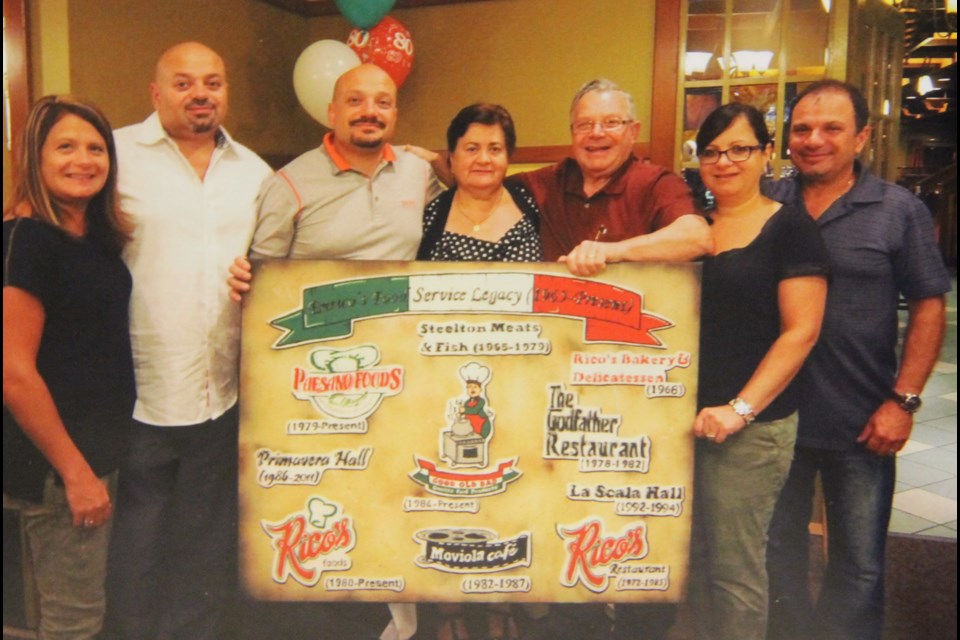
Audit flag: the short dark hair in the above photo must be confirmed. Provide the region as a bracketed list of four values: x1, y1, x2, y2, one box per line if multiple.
[695, 103, 771, 153]
[792, 79, 870, 132]
[446, 103, 517, 155]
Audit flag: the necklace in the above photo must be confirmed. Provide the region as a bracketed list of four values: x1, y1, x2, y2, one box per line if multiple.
[455, 189, 506, 233]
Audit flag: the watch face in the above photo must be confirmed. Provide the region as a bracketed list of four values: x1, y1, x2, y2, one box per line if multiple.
[729, 398, 754, 421]
[897, 393, 922, 413]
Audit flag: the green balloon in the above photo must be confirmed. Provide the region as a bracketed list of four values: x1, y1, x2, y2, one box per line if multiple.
[335, 0, 395, 30]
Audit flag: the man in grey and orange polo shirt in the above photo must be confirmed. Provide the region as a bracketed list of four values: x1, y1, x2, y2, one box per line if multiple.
[249, 63, 441, 261]
[235, 61, 438, 640]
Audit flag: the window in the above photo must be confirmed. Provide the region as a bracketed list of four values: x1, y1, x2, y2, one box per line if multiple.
[678, 0, 832, 177]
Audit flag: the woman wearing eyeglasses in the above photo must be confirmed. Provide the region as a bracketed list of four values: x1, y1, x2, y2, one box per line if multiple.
[688, 103, 829, 640]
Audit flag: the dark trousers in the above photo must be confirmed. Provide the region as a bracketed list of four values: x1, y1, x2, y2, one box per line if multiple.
[766, 445, 895, 640]
[105, 406, 239, 640]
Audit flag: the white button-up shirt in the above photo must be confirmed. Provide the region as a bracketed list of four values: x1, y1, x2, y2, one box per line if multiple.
[115, 112, 272, 426]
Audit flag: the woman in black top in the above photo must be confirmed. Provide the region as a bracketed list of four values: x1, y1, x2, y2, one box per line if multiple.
[3, 95, 133, 639]
[689, 104, 829, 640]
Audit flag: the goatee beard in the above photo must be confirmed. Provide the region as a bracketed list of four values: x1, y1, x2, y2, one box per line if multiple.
[351, 136, 385, 149]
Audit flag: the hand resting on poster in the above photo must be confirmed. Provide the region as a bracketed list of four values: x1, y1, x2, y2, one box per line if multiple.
[228, 255, 253, 302]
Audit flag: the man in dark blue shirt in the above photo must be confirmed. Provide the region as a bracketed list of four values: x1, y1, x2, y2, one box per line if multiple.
[764, 80, 949, 640]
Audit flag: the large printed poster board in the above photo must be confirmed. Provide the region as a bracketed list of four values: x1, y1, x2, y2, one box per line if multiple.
[239, 261, 700, 604]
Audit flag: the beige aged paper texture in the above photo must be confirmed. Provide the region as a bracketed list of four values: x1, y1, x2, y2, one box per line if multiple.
[239, 260, 700, 603]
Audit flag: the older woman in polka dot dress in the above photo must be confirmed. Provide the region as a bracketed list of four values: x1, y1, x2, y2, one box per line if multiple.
[417, 103, 542, 263]
[417, 104, 539, 640]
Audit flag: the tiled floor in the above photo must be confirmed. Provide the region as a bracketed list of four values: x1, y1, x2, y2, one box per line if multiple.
[889, 273, 958, 539]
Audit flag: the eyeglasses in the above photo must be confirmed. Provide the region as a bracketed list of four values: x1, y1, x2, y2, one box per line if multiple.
[571, 118, 633, 134]
[698, 145, 764, 164]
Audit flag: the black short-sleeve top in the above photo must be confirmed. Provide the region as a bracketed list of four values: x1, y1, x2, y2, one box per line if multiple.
[697, 205, 830, 421]
[3, 218, 135, 502]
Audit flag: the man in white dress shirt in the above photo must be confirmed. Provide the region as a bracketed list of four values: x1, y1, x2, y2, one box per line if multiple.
[105, 42, 272, 640]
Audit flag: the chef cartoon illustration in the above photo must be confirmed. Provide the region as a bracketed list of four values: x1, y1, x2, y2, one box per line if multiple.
[441, 363, 494, 468]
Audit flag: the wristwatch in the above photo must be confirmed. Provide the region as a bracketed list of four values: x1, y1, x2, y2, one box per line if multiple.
[891, 390, 922, 414]
[728, 397, 756, 424]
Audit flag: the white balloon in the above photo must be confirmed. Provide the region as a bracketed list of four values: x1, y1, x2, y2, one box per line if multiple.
[293, 40, 361, 127]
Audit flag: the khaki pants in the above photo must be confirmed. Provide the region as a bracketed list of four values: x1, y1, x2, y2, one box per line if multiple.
[12, 471, 116, 640]
[688, 413, 798, 640]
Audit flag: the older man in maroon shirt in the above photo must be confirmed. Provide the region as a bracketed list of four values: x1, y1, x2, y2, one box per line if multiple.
[514, 79, 710, 275]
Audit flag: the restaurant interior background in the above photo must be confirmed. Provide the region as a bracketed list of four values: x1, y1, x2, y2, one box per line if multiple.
[3, 0, 957, 638]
